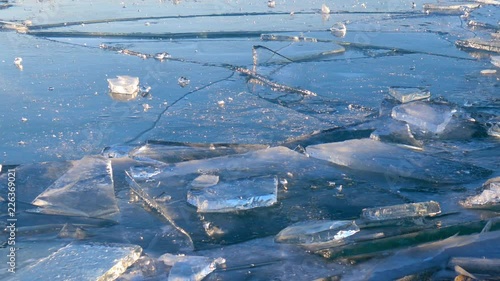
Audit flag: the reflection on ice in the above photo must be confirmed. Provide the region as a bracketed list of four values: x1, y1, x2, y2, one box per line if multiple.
[187, 176, 278, 213]
[275, 220, 359, 245]
[31, 156, 119, 219]
[14, 243, 142, 281]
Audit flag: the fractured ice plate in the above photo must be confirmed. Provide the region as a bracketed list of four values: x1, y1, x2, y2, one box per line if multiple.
[306, 139, 491, 183]
[14, 243, 142, 281]
[187, 176, 278, 213]
[31, 156, 119, 219]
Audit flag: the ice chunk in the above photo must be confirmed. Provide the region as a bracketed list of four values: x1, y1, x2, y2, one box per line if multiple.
[423, 3, 480, 15]
[275, 220, 359, 245]
[388, 87, 430, 103]
[306, 139, 491, 183]
[107, 75, 140, 95]
[15, 243, 142, 281]
[461, 177, 500, 209]
[361, 201, 441, 221]
[321, 4, 331, 14]
[187, 176, 278, 213]
[14, 57, 23, 70]
[31, 156, 119, 219]
[330, 22, 347, 38]
[267, 0, 276, 8]
[101, 144, 136, 158]
[370, 119, 423, 147]
[191, 174, 219, 188]
[159, 254, 225, 281]
[391, 101, 456, 134]
[456, 38, 500, 53]
[492, 56, 500, 68]
[57, 223, 87, 239]
[177, 76, 190, 87]
[448, 257, 500, 277]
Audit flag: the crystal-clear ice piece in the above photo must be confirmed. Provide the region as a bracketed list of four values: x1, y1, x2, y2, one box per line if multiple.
[388, 87, 430, 103]
[191, 174, 219, 188]
[391, 101, 456, 134]
[361, 201, 441, 221]
[31, 156, 119, 219]
[107, 75, 140, 95]
[14, 243, 142, 281]
[187, 176, 278, 213]
[275, 220, 360, 244]
[159, 254, 225, 281]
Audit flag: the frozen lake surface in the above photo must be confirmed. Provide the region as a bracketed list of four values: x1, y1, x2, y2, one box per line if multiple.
[0, 0, 499, 280]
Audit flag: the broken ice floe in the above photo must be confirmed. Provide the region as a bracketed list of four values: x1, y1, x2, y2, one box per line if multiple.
[107, 75, 140, 95]
[306, 138, 491, 183]
[388, 86, 430, 104]
[31, 156, 119, 219]
[14, 243, 142, 281]
[461, 177, 500, 209]
[361, 201, 441, 221]
[187, 176, 278, 213]
[159, 254, 225, 281]
[275, 220, 359, 245]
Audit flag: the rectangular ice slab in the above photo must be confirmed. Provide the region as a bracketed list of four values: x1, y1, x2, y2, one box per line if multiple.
[305, 139, 491, 183]
[187, 176, 278, 213]
[391, 101, 456, 134]
[159, 254, 225, 281]
[361, 201, 441, 221]
[31, 156, 119, 219]
[388, 87, 430, 103]
[14, 243, 142, 281]
[275, 220, 360, 245]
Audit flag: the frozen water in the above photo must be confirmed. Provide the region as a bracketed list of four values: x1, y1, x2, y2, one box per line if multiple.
[159, 254, 225, 281]
[391, 101, 456, 134]
[388, 87, 430, 104]
[275, 220, 360, 245]
[456, 38, 500, 53]
[187, 176, 278, 213]
[370, 119, 423, 147]
[107, 75, 140, 95]
[361, 201, 441, 221]
[191, 174, 219, 188]
[14, 243, 142, 281]
[423, 3, 481, 15]
[461, 178, 500, 209]
[31, 156, 119, 219]
[305, 138, 491, 183]
[57, 223, 87, 239]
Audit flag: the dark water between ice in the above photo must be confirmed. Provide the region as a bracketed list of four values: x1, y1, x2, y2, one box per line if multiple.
[0, 1, 499, 280]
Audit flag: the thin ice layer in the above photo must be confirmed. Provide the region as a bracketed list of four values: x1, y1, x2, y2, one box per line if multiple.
[391, 101, 456, 134]
[159, 254, 225, 281]
[31, 156, 119, 219]
[14, 243, 142, 281]
[305, 139, 490, 183]
[361, 201, 441, 221]
[275, 220, 360, 245]
[187, 176, 278, 213]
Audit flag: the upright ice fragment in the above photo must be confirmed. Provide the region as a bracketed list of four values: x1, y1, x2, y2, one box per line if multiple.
[31, 156, 119, 219]
[388, 87, 430, 103]
[14, 243, 142, 281]
[187, 176, 278, 212]
[305, 139, 491, 183]
[159, 254, 225, 281]
[107, 75, 140, 95]
[391, 101, 455, 134]
[361, 201, 441, 221]
[275, 220, 360, 245]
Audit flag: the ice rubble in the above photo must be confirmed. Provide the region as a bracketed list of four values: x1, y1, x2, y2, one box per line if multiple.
[305, 138, 491, 183]
[361, 201, 441, 221]
[31, 156, 119, 219]
[14, 243, 142, 281]
[275, 220, 360, 245]
[187, 176, 278, 212]
[159, 254, 225, 281]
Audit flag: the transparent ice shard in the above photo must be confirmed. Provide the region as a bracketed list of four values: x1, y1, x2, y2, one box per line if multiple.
[107, 75, 140, 95]
[275, 220, 359, 245]
[305, 139, 491, 183]
[370, 119, 423, 147]
[361, 201, 441, 221]
[159, 254, 225, 281]
[461, 177, 500, 209]
[101, 145, 136, 158]
[31, 156, 119, 219]
[456, 38, 500, 53]
[492, 56, 500, 68]
[391, 101, 456, 134]
[191, 174, 219, 188]
[187, 176, 278, 213]
[15, 243, 142, 281]
[388, 87, 430, 104]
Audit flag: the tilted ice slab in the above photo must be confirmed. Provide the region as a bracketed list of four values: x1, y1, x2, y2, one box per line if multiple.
[159, 254, 225, 281]
[391, 101, 456, 134]
[187, 176, 278, 213]
[31, 156, 119, 219]
[361, 201, 441, 221]
[275, 220, 360, 245]
[306, 139, 491, 183]
[14, 243, 142, 281]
